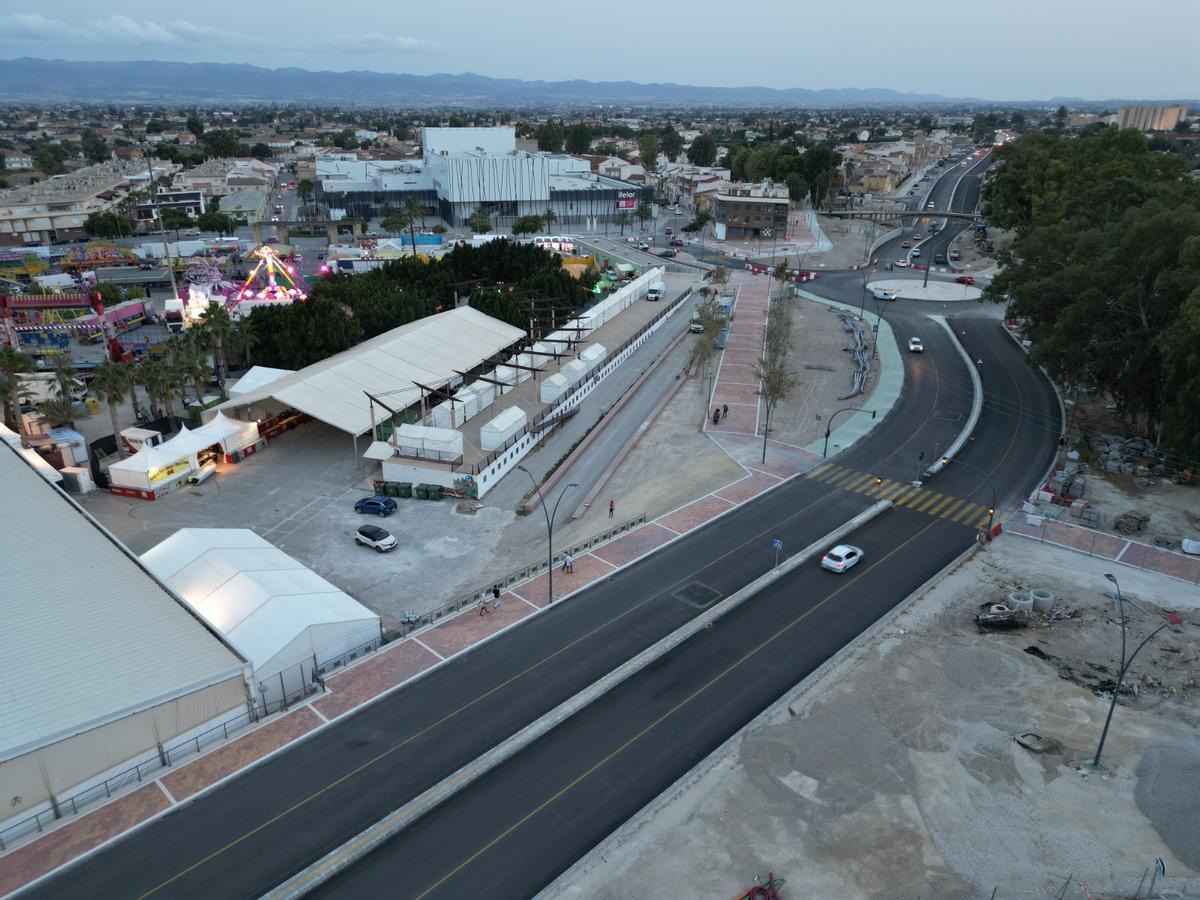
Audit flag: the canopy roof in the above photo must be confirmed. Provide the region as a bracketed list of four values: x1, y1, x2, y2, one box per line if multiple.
[216, 307, 524, 436]
[141, 529, 380, 681]
[229, 366, 295, 398]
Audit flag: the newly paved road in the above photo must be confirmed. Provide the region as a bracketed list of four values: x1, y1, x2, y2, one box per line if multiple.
[308, 309, 1060, 898]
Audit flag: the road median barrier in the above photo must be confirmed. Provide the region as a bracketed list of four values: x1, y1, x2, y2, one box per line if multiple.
[263, 498, 894, 899]
[924, 315, 982, 476]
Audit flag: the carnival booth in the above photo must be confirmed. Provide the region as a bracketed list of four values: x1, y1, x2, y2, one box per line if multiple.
[108, 444, 193, 499]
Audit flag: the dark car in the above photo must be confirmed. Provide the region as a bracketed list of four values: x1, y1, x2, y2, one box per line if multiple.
[354, 496, 398, 517]
[671, 239, 684, 247]
[934, 253, 947, 265]
[658, 249, 677, 257]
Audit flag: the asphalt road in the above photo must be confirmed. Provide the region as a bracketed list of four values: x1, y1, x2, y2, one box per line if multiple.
[23, 271, 1032, 899]
[308, 310, 1061, 899]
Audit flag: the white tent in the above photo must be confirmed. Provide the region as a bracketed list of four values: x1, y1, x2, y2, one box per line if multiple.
[215, 307, 524, 436]
[141, 529, 381, 707]
[108, 443, 192, 491]
[193, 411, 259, 454]
[394, 423, 464, 461]
[229, 366, 295, 398]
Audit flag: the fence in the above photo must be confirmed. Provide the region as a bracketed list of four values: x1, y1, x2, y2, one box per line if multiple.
[390, 512, 649, 638]
[469, 283, 693, 489]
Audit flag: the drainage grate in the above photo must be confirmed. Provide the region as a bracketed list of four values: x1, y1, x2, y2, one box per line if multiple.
[675, 582, 722, 609]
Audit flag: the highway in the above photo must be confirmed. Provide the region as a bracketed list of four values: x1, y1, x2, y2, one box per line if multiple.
[23, 262, 1060, 899]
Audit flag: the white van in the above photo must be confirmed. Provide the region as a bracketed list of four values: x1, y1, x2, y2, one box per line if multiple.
[646, 285, 664, 302]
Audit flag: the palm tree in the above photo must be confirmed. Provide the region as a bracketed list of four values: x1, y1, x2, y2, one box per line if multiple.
[0, 346, 34, 431]
[37, 394, 77, 428]
[137, 358, 176, 430]
[543, 207, 558, 230]
[229, 320, 259, 369]
[90, 360, 129, 454]
[402, 196, 425, 250]
[616, 211, 631, 235]
[198, 302, 234, 400]
[164, 336, 196, 421]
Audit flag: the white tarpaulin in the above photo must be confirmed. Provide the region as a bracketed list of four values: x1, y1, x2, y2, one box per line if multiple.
[579, 343, 607, 367]
[192, 412, 259, 453]
[108, 444, 192, 490]
[560, 359, 587, 386]
[480, 406, 527, 451]
[394, 423, 464, 459]
[228, 366, 295, 398]
[214, 307, 524, 436]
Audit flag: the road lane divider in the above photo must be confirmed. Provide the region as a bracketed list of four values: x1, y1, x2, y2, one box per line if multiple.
[261, 499, 895, 900]
[923, 315, 982, 476]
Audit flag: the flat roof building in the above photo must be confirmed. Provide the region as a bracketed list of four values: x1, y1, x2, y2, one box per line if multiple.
[1116, 104, 1187, 132]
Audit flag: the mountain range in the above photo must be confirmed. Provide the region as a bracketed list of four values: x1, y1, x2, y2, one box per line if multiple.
[0, 58, 975, 107]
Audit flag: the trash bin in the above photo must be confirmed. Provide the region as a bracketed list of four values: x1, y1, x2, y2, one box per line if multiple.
[396, 482, 413, 499]
[384, 482, 399, 497]
[373, 479, 387, 495]
[425, 484, 443, 501]
[413, 484, 428, 500]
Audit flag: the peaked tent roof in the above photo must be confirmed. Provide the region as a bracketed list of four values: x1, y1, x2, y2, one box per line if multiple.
[214, 306, 524, 437]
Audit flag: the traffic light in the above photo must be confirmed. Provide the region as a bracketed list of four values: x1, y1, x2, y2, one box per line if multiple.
[988, 507, 995, 517]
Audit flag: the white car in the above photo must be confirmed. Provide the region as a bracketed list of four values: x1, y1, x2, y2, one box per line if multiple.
[908, 337, 924, 353]
[821, 544, 864, 573]
[355, 524, 398, 553]
[895, 259, 909, 268]
[636, 241, 650, 251]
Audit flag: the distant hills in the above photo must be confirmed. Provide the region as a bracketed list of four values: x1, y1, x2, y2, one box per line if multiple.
[0, 58, 972, 107]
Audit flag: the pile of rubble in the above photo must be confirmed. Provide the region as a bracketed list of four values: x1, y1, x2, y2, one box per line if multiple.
[1094, 435, 1162, 476]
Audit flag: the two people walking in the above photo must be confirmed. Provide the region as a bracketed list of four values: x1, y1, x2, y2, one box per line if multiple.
[711, 404, 729, 425]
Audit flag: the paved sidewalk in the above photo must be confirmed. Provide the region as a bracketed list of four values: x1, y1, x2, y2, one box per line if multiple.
[1005, 512, 1200, 585]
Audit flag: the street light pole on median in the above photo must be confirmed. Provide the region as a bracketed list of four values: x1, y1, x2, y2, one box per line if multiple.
[518, 465, 578, 605]
[821, 406, 877, 459]
[940, 455, 996, 536]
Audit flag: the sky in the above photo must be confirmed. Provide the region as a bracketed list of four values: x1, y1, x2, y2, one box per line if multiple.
[1, 0, 1196, 101]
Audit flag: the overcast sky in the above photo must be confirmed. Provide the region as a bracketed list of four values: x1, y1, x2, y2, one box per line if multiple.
[1, 0, 1196, 101]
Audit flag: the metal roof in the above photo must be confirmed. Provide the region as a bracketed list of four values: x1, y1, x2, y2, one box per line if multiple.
[216, 306, 525, 436]
[0, 444, 248, 762]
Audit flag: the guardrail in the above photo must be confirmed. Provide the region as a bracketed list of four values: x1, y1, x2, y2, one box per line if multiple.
[391, 512, 648, 637]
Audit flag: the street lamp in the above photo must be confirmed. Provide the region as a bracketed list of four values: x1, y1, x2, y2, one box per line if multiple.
[940, 455, 996, 535]
[1092, 573, 1182, 768]
[820, 406, 876, 458]
[517, 465, 577, 605]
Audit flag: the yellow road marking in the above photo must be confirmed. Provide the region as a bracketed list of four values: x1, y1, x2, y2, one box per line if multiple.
[952, 502, 977, 523]
[916, 492, 943, 512]
[939, 498, 966, 519]
[927, 495, 956, 516]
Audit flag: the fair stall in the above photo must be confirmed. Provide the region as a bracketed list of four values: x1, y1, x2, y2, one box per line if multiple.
[578, 343, 607, 370]
[108, 444, 194, 499]
[560, 359, 587, 387]
[394, 424, 464, 463]
[480, 406, 527, 451]
[539, 373, 568, 404]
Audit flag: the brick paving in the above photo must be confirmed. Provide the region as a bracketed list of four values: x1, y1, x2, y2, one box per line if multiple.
[716, 471, 783, 504]
[657, 495, 736, 534]
[0, 784, 170, 896]
[511, 552, 617, 606]
[592, 523, 679, 567]
[418, 592, 536, 657]
[161, 708, 323, 802]
[313, 640, 441, 720]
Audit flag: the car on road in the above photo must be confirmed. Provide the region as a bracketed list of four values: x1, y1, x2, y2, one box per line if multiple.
[671, 239, 684, 247]
[956, 275, 976, 285]
[636, 241, 650, 251]
[821, 544, 864, 573]
[926, 202, 936, 209]
[895, 259, 909, 268]
[646, 285, 665, 301]
[900, 240, 912, 248]
[949, 249, 961, 261]
[354, 496, 398, 517]
[658, 249, 677, 257]
[355, 524, 398, 552]
[908, 336, 925, 352]
[872, 288, 898, 301]
[664, 227, 674, 235]
[911, 248, 921, 258]
[934, 253, 947, 265]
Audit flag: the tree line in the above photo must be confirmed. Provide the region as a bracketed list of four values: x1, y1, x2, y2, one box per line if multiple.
[984, 126, 1200, 460]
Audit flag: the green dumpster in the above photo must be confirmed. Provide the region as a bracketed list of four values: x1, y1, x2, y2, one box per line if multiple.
[396, 482, 413, 499]
[425, 484, 443, 502]
[413, 484, 428, 500]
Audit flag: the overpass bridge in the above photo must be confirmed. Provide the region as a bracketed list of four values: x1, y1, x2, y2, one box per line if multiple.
[249, 218, 366, 247]
[825, 207, 985, 225]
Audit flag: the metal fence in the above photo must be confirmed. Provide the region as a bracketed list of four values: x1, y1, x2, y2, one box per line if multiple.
[391, 512, 649, 637]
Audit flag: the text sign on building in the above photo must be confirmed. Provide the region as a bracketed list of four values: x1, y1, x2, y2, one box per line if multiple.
[616, 190, 638, 210]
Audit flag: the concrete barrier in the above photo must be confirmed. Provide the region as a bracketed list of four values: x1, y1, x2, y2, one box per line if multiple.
[263, 499, 895, 899]
[923, 316, 982, 476]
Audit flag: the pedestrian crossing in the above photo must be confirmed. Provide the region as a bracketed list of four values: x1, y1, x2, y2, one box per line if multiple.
[805, 463, 994, 530]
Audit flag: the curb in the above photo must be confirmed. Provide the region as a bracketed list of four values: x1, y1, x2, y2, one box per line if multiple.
[923, 315, 982, 476]
[263, 500, 895, 899]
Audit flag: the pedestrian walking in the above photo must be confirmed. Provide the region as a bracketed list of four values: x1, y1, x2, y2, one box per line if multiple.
[608, 499, 615, 519]
[478, 598, 491, 616]
[563, 552, 574, 574]
[492, 584, 502, 610]
[721, 404, 729, 420]
[712, 408, 721, 425]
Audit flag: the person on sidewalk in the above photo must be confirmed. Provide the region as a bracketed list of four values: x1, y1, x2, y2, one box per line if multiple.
[563, 552, 574, 574]
[721, 404, 729, 420]
[492, 585, 502, 610]
[712, 408, 721, 425]
[478, 598, 491, 616]
[608, 499, 615, 519]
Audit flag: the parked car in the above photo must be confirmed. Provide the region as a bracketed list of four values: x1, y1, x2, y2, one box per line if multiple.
[956, 275, 976, 285]
[821, 544, 864, 573]
[355, 524, 398, 552]
[658, 249, 677, 258]
[354, 495, 398, 517]
[908, 336, 925, 353]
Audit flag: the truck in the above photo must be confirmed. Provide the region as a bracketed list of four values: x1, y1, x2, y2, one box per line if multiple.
[32, 273, 80, 292]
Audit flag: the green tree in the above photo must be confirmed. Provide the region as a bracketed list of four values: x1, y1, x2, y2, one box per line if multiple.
[199, 128, 242, 159]
[615, 211, 631, 235]
[660, 128, 684, 162]
[80, 128, 109, 163]
[382, 211, 411, 237]
[565, 123, 592, 155]
[753, 296, 799, 463]
[638, 133, 660, 169]
[30, 141, 67, 175]
[197, 211, 236, 235]
[137, 358, 177, 429]
[84, 211, 132, 239]
[90, 360, 130, 453]
[536, 120, 565, 153]
[634, 201, 652, 229]
[198, 302, 234, 400]
[0, 346, 34, 431]
[186, 115, 205, 137]
[250, 142, 273, 159]
[687, 133, 717, 167]
[159, 207, 192, 240]
[512, 214, 544, 235]
[542, 207, 558, 229]
[467, 208, 493, 234]
[802, 143, 841, 209]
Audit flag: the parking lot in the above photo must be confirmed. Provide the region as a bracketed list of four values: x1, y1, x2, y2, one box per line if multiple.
[79, 421, 530, 628]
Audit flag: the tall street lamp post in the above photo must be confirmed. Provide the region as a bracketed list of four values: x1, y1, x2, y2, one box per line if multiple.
[820, 406, 876, 458]
[518, 465, 577, 605]
[1092, 573, 1182, 768]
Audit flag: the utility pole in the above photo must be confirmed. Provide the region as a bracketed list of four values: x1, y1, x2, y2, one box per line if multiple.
[146, 155, 181, 307]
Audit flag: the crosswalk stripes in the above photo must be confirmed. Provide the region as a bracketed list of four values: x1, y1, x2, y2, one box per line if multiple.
[805, 463, 990, 530]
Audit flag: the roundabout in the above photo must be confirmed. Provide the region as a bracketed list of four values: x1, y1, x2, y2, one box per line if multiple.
[867, 278, 984, 302]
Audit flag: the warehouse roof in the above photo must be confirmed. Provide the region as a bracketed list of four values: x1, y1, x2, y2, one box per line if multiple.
[215, 306, 525, 436]
[0, 444, 247, 763]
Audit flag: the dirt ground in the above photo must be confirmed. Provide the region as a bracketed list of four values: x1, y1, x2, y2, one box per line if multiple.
[547, 535, 1200, 900]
